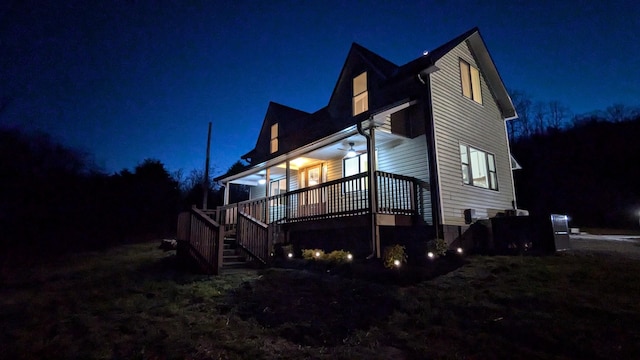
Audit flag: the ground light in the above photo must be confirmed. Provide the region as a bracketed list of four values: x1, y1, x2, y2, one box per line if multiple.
[427, 251, 435, 259]
[393, 259, 401, 267]
[287, 252, 293, 258]
[456, 247, 464, 254]
[315, 251, 321, 258]
[347, 253, 353, 260]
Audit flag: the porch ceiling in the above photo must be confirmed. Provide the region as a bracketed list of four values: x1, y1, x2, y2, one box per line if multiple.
[227, 128, 404, 186]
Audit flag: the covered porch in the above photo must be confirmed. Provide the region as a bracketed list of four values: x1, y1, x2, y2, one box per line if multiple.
[177, 100, 433, 273]
[216, 169, 429, 265]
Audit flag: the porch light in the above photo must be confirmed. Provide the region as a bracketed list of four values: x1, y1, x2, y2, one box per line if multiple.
[427, 251, 435, 259]
[346, 142, 357, 158]
[258, 175, 266, 185]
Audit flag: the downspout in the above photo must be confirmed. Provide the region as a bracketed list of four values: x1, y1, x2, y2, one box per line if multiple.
[419, 71, 442, 241]
[358, 119, 378, 259]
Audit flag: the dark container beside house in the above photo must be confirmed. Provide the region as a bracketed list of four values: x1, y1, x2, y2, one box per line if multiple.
[490, 215, 558, 255]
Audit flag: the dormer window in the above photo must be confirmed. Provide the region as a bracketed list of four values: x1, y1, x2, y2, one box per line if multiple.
[270, 123, 278, 153]
[459, 59, 482, 104]
[352, 72, 368, 116]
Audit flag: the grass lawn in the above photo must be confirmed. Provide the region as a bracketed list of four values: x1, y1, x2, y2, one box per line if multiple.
[2, 242, 640, 359]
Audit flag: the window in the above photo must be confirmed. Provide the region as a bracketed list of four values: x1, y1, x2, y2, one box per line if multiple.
[270, 123, 278, 153]
[343, 153, 368, 177]
[352, 72, 368, 116]
[270, 178, 286, 205]
[343, 153, 368, 191]
[460, 144, 497, 190]
[459, 59, 482, 104]
[300, 164, 323, 204]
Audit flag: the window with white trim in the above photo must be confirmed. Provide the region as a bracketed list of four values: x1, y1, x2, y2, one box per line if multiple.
[343, 153, 370, 191]
[460, 144, 497, 190]
[459, 59, 482, 104]
[270, 123, 278, 153]
[270, 178, 286, 205]
[352, 72, 368, 116]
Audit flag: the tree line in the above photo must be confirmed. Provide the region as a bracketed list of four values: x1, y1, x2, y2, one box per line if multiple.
[0, 126, 248, 269]
[509, 93, 640, 229]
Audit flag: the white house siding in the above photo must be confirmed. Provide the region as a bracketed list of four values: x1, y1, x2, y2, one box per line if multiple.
[250, 183, 266, 199]
[429, 41, 515, 226]
[377, 134, 433, 224]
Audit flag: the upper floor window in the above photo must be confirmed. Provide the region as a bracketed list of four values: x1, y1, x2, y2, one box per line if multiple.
[460, 144, 497, 190]
[270, 123, 278, 153]
[353, 72, 368, 116]
[459, 59, 482, 104]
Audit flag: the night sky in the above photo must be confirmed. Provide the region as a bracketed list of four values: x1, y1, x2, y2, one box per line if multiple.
[1, 0, 638, 175]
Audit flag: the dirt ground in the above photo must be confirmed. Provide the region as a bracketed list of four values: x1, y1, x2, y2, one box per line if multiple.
[570, 234, 640, 259]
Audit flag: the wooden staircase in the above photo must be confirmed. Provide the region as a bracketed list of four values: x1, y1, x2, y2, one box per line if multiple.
[222, 236, 249, 269]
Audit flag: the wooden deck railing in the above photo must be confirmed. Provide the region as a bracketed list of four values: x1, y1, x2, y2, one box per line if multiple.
[178, 171, 426, 272]
[376, 171, 420, 215]
[176, 206, 222, 274]
[236, 212, 270, 264]
[248, 171, 422, 223]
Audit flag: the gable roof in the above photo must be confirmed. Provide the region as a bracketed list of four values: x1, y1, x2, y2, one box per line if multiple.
[326, 42, 399, 108]
[396, 27, 517, 119]
[235, 27, 516, 168]
[241, 102, 309, 161]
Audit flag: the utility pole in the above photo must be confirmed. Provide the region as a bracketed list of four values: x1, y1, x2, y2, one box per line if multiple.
[202, 122, 212, 210]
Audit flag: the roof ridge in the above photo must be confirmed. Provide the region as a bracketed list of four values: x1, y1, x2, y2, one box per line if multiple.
[350, 42, 398, 78]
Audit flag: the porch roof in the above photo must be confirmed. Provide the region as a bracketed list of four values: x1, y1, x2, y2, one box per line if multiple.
[215, 100, 416, 185]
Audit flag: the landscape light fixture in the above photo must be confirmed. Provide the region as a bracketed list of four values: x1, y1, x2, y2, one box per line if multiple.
[346, 142, 357, 158]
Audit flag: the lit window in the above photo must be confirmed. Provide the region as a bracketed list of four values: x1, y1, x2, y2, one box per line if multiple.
[301, 165, 322, 204]
[353, 72, 368, 116]
[307, 165, 321, 186]
[270, 123, 278, 153]
[343, 153, 368, 177]
[460, 144, 497, 190]
[270, 178, 286, 205]
[460, 59, 482, 104]
[343, 153, 368, 191]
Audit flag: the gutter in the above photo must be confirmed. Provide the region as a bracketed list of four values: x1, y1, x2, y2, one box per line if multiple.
[358, 119, 378, 259]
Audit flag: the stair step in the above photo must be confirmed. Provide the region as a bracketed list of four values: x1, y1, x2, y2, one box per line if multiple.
[222, 261, 249, 269]
[223, 254, 246, 262]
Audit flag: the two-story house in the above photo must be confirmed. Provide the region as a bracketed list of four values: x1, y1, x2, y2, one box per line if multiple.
[183, 27, 519, 271]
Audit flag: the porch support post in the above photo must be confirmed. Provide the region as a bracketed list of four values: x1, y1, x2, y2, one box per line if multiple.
[359, 118, 380, 259]
[265, 167, 271, 224]
[223, 181, 230, 206]
[369, 127, 380, 258]
[286, 160, 290, 220]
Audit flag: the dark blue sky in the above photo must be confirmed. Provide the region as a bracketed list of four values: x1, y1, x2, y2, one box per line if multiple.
[1, 0, 638, 175]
